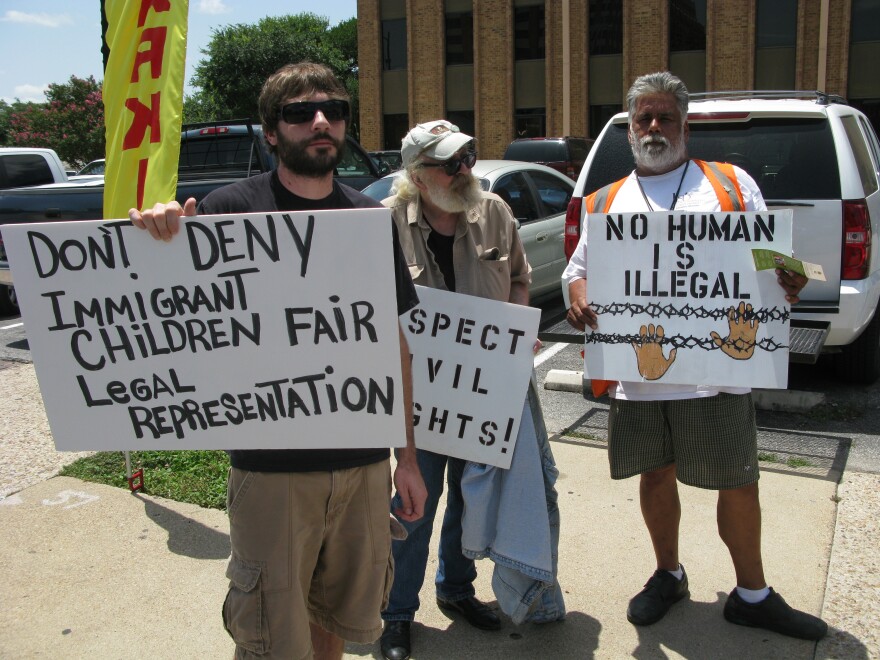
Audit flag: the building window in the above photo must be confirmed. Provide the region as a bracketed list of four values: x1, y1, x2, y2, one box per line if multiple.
[589, 0, 622, 56]
[382, 19, 407, 70]
[755, 0, 797, 90]
[515, 6, 545, 60]
[756, 0, 796, 48]
[851, 0, 880, 43]
[515, 108, 546, 138]
[383, 114, 410, 150]
[849, 0, 880, 134]
[446, 12, 474, 65]
[670, 0, 707, 52]
[447, 111, 475, 139]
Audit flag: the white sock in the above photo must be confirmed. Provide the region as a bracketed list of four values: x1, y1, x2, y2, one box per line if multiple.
[736, 586, 770, 604]
[666, 565, 684, 581]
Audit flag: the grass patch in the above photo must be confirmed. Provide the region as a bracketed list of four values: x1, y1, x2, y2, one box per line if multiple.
[758, 452, 813, 469]
[807, 403, 863, 422]
[59, 450, 230, 510]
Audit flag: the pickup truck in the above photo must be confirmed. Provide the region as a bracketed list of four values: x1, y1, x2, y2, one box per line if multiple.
[0, 147, 70, 190]
[0, 120, 382, 315]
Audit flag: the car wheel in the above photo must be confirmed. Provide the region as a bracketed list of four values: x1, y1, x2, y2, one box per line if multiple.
[833, 308, 880, 384]
[0, 285, 18, 316]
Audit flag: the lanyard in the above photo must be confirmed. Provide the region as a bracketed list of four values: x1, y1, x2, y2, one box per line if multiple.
[635, 160, 690, 211]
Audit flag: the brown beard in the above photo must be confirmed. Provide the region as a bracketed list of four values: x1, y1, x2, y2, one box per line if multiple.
[275, 131, 346, 178]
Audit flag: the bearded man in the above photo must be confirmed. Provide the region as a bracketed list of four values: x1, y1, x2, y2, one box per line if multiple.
[563, 72, 826, 641]
[379, 120, 545, 660]
[130, 62, 427, 660]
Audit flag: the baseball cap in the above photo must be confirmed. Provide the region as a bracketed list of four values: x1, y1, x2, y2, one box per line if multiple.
[401, 120, 474, 167]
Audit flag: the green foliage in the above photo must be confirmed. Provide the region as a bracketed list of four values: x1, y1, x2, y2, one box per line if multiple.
[0, 99, 42, 146]
[327, 17, 358, 75]
[60, 450, 230, 510]
[182, 89, 223, 125]
[190, 13, 357, 123]
[327, 17, 361, 139]
[0, 100, 12, 144]
[6, 75, 105, 168]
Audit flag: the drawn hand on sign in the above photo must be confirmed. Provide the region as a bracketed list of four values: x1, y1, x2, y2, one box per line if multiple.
[710, 301, 759, 360]
[631, 324, 677, 380]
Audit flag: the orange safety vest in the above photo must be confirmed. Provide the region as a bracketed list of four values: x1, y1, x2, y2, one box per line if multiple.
[583, 159, 745, 397]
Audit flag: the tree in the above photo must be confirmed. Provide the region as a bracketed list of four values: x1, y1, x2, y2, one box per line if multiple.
[326, 17, 361, 139]
[189, 13, 358, 127]
[6, 76, 104, 168]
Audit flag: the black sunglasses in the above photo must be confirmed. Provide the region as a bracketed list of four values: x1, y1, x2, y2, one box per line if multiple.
[279, 99, 350, 125]
[418, 150, 477, 176]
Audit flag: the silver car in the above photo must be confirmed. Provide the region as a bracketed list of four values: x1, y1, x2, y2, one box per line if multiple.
[361, 159, 573, 302]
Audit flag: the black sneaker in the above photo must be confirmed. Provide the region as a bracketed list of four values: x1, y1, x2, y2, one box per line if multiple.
[627, 566, 690, 626]
[723, 587, 828, 640]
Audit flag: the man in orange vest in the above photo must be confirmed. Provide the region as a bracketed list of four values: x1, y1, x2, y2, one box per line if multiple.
[563, 71, 826, 640]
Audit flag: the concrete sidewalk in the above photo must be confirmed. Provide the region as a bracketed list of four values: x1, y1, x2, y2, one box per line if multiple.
[1, 440, 877, 658]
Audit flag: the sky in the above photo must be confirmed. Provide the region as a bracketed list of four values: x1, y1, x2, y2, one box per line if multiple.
[0, 0, 358, 104]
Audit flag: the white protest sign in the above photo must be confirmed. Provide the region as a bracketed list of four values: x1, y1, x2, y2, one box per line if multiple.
[401, 286, 539, 469]
[4, 209, 407, 451]
[584, 210, 793, 388]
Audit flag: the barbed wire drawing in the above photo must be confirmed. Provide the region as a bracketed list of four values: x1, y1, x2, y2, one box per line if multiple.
[588, 301, 789, 323]
[586, 331, 787, 353]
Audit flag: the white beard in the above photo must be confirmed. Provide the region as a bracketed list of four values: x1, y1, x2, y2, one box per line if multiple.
[423, 173, 483, 213]
[630, 128, 688, 173]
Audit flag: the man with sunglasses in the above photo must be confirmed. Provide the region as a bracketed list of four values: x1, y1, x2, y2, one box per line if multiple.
[130, 62, 427, 660]
[378, 120, 561, 660]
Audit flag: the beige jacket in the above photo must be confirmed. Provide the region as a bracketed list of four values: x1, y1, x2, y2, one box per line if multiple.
[384, 191, 531, 303]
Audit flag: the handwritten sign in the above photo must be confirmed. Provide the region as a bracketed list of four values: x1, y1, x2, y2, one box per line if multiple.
[401, 286, 539, 469]
[3, 209, 407, 451]
[584, 210, 793, 388]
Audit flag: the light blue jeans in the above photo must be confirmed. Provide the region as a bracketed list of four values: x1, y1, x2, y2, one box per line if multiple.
[383, 449, 477, 622]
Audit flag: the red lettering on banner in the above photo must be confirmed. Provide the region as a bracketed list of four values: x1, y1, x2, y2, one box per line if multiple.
[123, 93, 162, 150]
[137, 159, 149, 209]
[131, 27, 168, 82]
[138, 0, 171, 28]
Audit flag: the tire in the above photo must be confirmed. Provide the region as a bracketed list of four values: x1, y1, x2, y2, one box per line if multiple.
[0, 285, 18, 316]
[834, 308, 880, 384]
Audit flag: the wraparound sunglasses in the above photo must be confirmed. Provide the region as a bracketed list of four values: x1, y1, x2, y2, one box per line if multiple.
[418, 150, 477, 176]
[279, 99, 350, 124]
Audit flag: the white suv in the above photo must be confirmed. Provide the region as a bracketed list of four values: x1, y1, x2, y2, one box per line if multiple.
[561, 91, 880, 383]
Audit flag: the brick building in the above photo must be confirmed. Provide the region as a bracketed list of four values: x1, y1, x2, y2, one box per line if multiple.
[357, 0, 880, 159]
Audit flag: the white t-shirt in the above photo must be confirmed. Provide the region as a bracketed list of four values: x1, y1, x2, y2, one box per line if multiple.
[562, 160, 767, 401]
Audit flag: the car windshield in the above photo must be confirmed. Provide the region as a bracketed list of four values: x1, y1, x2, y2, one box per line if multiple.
[586, 117, 841, 200]
[504, 141, 565, 162]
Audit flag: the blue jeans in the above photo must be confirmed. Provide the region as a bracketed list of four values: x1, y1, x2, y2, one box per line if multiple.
[383, 449, 477, 622]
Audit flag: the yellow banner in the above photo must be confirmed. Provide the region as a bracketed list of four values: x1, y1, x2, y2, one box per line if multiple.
[103, 0, 188, 219]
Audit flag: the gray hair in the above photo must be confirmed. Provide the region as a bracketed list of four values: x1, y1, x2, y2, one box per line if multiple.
[626, 72, 689, 123]
[388, 166, 421, 201]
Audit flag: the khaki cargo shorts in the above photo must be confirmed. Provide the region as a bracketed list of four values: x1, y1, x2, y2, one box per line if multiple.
[222, 462, 394, 658]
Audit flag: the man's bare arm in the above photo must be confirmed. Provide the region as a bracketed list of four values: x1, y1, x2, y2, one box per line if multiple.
[392, 325, 427, 522]
[566, 277, 598, 331]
